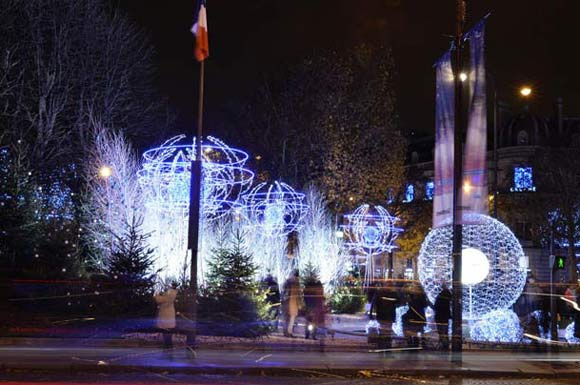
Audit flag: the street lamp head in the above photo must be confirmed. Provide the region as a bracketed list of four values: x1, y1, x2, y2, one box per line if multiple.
[519, 86, 532, 97]
[98, 165, 113, 179]
[459, 72, 468, 82]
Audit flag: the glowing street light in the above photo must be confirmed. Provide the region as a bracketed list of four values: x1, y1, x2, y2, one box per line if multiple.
[459, 72, 468, 82]
[99, 165, 113, 179]
[519, 86, 532, 97]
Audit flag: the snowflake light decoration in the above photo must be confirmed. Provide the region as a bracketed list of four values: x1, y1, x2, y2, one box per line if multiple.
[418, 214, 527, 320]
[469, 309, 523, 343]
[137, 135, 254, 278]
[343, 204, 401, 286]
[242, 181, 308, 237]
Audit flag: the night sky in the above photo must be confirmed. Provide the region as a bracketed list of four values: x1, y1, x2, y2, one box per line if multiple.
[117, 0, 580, 146]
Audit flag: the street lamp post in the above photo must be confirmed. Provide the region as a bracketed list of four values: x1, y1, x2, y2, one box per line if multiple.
[451, 0, 466, 364]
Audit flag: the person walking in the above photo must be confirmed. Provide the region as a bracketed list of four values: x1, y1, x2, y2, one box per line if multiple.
[403, 283, 428, 349]
[262, 273, 281, 328]
[434, 285, 452, 351]
[154, 281, 178, 349]
[282, 270, 301, 337]
[303, 278, 326, 339]
[370, 280, 397, 353]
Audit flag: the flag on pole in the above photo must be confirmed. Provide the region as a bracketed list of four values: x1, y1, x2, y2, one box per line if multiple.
[191, 0, 209, 62]
[433, 50, 455, 228]
[462, 20, 488, 222]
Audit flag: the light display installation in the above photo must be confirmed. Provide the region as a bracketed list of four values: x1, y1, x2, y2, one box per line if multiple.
[343, 204, 401, 286]
[138, 135, 254, 279]
[242, 181, 308, 237]
[418, 214, 527, 320]
[469, 309, 523, 343]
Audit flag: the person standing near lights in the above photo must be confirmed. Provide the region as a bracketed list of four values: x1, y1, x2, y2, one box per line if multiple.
[154, 280, 178, 349]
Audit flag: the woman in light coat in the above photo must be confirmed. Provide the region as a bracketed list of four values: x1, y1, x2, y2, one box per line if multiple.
[154, 281, 178, 349]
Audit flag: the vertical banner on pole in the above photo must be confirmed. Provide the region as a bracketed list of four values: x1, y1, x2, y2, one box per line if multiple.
[462, 21, 487, 222]
[433, 51, 455, 228]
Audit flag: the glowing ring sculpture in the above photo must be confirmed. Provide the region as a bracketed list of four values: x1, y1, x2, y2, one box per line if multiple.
[138, 135, 254, 218]
[469, 309, 523, 343]
[418, 214, 527, 320]
[342, 204, 401, 286]
[242, 181, 308, 237]
[137, 135, 254, 278]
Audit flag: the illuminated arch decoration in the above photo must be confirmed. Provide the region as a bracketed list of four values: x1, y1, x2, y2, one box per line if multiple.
[138, 135, 254, 279]
[469, 309, 523, 343]
[242, 181, 308, 237]
[418, 214, 527, 321]
[343, 204, 401, 286]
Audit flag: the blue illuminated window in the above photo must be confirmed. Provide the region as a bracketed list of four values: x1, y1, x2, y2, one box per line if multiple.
[511, 166, 535, 192]
[404, 184, 414, 202]
[425, 181, 434, 200]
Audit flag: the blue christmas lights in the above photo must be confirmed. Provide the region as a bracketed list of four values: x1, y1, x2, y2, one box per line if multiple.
[138, 135, 254, 278]
[242, 181, 308, 237]
[343, 204, 401, 286]
[511, 166, 535, 192]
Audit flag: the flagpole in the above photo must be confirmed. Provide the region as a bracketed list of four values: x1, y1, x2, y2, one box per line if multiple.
[451, 0, 466, 364]
[186, 48, 205, 353]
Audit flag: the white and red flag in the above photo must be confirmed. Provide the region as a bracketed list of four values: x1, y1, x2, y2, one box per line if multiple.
[191, 0, 209, 62]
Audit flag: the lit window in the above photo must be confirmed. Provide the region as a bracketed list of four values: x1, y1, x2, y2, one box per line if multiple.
[404, 184, 414, 202]
[511, 166, 535, 192]
[425, 181, 434, 200]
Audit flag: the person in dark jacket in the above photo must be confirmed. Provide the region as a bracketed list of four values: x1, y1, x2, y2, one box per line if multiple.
[434, 285, 452, 351]
[403, 283, 428, 349]
[303, 279, 326, 339]
[371, 280, 398, 351]
[262, 273, 281, 328]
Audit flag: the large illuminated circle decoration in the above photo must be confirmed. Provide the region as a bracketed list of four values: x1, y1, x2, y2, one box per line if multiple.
[137, 135, 254, 278]
[418, 214, 527, 320]
[343, 204, 401, 286]
[470, 308, 523, 343]
[242, 181, 308, 237]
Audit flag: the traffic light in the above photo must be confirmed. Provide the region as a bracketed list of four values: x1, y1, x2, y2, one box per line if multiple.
[554, 256, 566, 270]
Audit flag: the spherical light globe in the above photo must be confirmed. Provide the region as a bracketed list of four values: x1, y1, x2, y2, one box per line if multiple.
[418, 214, 527, 320]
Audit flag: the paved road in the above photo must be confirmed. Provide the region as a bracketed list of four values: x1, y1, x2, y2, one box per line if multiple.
[0, 372, 579, 385]
[0, 345, 579, 377]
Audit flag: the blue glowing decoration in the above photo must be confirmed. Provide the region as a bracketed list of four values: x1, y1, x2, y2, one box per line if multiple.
[138, 135, 254, 278]
[469, 309, 523, 343]
[511, 166, 535, 192]
[425, 181, 434, 201]
[404, 184, 415, 202]
[418, 214, 527, 320]
[392, 305, 409, 337]
[343, 204, 401, 286]
[565, 322, 580, 344]
[242, 181, 308, 237]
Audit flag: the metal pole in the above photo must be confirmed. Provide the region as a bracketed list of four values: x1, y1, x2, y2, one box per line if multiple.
[451, 0, 466, 363]
[492, 87, 499, 218]
[186, 59, 205, 350]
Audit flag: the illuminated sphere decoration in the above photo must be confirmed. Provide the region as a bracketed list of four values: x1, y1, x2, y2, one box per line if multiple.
[418, 214, 527, 320]
[343, 204, 401, 286]
[470, 309, 523, 343]
[137, 135, 254, 278]
[242, 181, 308, 237]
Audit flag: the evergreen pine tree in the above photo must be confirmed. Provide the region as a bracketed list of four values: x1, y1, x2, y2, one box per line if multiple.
[201, 230, 272, 337]
[103, 216, 157, 318]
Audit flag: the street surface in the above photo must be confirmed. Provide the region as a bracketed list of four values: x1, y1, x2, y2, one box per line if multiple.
[0, 372, 579, 385]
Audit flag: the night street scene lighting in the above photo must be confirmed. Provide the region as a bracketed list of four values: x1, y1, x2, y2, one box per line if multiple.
[1, 1, 580, 384]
